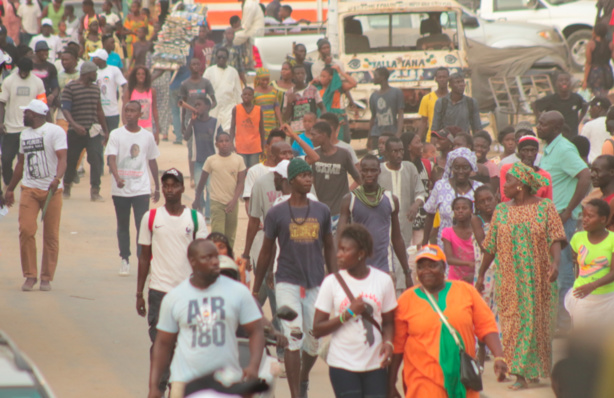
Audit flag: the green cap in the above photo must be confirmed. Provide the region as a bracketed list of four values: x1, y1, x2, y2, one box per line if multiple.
[287, 158, 312, 182]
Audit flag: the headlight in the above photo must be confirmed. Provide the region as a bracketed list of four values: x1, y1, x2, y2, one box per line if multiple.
[538, 29, 563, 43]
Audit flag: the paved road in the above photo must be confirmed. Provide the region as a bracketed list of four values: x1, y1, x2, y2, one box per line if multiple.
[0, 140, 559, 397]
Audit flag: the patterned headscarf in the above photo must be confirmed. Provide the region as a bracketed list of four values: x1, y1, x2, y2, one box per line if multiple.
[443, 147, 478, 179]
[255, 67, 270, 86]
[508, 162, 550, 194]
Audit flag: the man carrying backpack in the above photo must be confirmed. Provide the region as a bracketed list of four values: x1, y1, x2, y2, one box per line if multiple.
[431, 72, 481, 134]
[136, 167, 209, 395]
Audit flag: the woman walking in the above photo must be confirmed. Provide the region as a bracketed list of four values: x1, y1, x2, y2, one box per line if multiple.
[271, 61, 294, 114]
[124, 66, 160, 143]
[313, 224, 397, 398]
[254, 67, 281, 140]
[390, 244, 507, 397]
[582, 23, 614, 98]
[476, 162, 565, 390]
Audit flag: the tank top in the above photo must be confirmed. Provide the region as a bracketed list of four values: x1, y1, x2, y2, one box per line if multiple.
[349, 191, 395, 272]
[130, 89, 153, 129]
[235, 104, 262, 154]
[47, 3, 65, 31]
[592, 39, 611, 66]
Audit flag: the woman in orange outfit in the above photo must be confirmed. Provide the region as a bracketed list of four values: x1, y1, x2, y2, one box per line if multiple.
[389, 245, 508, 398]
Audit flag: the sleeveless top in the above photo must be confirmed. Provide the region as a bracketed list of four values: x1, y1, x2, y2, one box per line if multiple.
[235, 104, 262, 154]
[349, 191, 395, 272]
[592, 39, 611, 66]
[47, 3, 65, 31]
[130, 89, 153, 129]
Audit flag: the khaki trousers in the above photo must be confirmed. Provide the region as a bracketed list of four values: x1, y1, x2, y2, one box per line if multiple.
[210, 199, 239, 248]
[169, 382, 185, 398]
[19, 186, 63, 281]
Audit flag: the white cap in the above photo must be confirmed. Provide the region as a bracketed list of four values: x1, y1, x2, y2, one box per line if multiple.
[41, 18, 53, 27]
[19, 99, 49, 115]
[269, 159, 290, 179]
[88, 49, 108, 61]
[218, 255, 239, 273]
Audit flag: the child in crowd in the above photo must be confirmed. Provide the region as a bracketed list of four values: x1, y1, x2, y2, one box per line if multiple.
[84, 20, 102, 58]
[193, 132, 246, 248]
[130, 26, 150, 69]
[283, 64, 325, 132]
[442, 197, 477, 284]
[566, 198, 614, 329]
[377, 133, 393, 162]
[184, 96, 223, 220]
[497, 126, 517, 167]
[57, 21, 71, 49]
[231, 87, 265, 169]
[63, 5, 79, 42]
[422, 142, 437, 163]
[207, 231, 247, 286]
[291, 112, 316, 157]
[474, 130, 499, 191]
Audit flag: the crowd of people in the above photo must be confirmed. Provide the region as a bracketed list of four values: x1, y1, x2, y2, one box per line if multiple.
[1, 1, 614, 398]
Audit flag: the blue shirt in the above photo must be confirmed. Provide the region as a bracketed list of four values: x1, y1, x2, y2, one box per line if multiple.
[107, 51, 123, 69]
[539, 134, 588, 219]
[291, 132, 314, 157]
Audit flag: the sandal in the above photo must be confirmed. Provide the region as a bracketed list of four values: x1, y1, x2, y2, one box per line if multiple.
[508, 380, 528, 390]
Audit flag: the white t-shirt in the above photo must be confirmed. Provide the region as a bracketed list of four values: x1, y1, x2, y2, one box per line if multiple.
[314, 267, 397, 372]
[242, 163, 269, 198]
[157, 277, 262, 383]
[104, 126, 160, 197]
[581, 116, 609, 163]
[103, 12, 121, 26]
[0, 72, 46, 133]
[17, 3, 42, 34]
[96, 65, 127, 116]
[30, 34, 62, 63]
[138, 207, 209, 293]
[19, 122, 67, 190]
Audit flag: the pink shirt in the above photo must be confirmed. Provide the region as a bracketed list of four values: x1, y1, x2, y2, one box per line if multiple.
[441, 227, 475, 282]
[130, 89, 153, 129]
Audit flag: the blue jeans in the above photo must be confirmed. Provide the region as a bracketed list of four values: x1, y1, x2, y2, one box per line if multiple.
[557, 216, 577, 329]
[193, 161, 210, 219]
[329, 367, 387, 398]
[239, 153, 261, 169]
[170, 89, 183, 143]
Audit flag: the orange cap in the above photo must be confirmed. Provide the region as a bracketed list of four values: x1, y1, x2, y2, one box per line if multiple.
[416, 244, 447, 263]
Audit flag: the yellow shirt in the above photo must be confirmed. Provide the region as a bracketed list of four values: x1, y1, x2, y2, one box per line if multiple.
[418, 91, 441, 142]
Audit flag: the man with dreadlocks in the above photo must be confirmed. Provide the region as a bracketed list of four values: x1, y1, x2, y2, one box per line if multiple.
[338, 153, 413, 289]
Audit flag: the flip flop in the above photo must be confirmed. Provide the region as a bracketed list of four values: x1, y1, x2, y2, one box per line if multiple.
[508, 381, 528, 390]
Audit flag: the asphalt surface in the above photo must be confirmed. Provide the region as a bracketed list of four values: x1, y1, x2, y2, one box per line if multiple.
[0, 139, 560, 397]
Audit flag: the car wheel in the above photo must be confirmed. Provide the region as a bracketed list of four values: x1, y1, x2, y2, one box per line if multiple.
[567, 29, 592, 72]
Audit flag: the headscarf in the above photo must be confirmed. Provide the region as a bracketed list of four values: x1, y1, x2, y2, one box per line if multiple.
[255, 67, 270, 86]
[443, 147, 478, 180]
[508, 162, 550, 194]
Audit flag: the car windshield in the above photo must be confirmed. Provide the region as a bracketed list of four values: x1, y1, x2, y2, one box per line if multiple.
[343, 11, 459, 54]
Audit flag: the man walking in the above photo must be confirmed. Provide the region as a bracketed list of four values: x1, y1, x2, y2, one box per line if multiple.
[431, 72, 481, 134]
[418, 67, 449, 141]
[534, 72, 587, 137]
[4, 99, 66, 292]
[580, 97, 611, 163]
[368, 67, 404, 149]
[137, 168, 209, 395]
[254, 157, 336, 398]
[105, 101, 160, 276]
[538, 110, 591, 331]
[0, 57, 46, 186]
[91, 49, 126, 132]
[149, 239, 264, 398]
[203, 47, 241, 133]
[338, 154, 413, 287]
[61, 61, 109, 201]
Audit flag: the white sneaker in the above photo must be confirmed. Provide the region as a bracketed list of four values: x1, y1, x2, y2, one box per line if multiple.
[119, 259, 130, 276]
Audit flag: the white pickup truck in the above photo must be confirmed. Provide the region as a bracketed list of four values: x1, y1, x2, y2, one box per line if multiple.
[475, 0, 596, 70]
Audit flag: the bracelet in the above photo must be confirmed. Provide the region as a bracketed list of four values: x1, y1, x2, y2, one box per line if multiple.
[494, 357, 507, 364]
[339, 312, 345, 324]
[242, 254, 250, 260]
[384, 341, 394, 349]
[347, 308, 356, 317]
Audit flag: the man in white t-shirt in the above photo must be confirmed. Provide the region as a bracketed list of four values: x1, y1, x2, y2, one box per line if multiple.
[106, 101, 160, 275]
[4, 100, 67, 292]
[0, 57, 46, 186]
[17, 0, 42, 44]
[581, 97, 611, 163]
[29, 18, 62, 63]
[91, 49, 127, 131]
[137, 167, 208, 394]
[149, 239, 264, 398]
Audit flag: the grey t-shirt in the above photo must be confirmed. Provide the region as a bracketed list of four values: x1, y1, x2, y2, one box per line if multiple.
[264, 199, 332, 288]
[369, 87, 404, 136]
[180, 78, 215, 119]
[431, 94, 481, 134]
[156, 276, 262, 383]
[313, 147, 361, 216]
[248, 172, 282, 221]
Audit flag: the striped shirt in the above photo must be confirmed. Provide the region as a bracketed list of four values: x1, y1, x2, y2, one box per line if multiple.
[61, 80, 101, 131]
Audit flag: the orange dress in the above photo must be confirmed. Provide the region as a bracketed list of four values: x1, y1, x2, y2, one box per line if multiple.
[393, 281, 498, 398]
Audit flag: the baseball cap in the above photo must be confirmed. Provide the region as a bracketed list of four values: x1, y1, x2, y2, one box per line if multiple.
[590, 96, 612, 110]
[89, 49, 109, 61]
[19, 99, 49, 115]
[219, 255, 239, 274]
[34, 41, 50, 52]
[80, 60, 98, 74]
[41, 18, 53, 27]
[269, 159, 290, 179]
[431, 129, 454, 143]
[415, 244, 447, 263]
[161, 168, 184, 184]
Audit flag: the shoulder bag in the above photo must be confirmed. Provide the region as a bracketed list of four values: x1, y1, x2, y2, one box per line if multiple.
[422, 287, 483, 392]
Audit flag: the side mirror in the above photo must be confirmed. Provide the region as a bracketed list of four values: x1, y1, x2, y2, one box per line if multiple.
[462, 15, 479, 28]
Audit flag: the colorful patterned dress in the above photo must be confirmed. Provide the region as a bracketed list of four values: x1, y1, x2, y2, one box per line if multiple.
[484, 199, 566, 379]
[271, 80, 291, 114]
[254, 88, 279, 140]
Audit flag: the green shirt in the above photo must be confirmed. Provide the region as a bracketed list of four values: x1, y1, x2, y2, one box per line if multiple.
[570, 231, 614, 295]
[539, 134, 588, 219]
